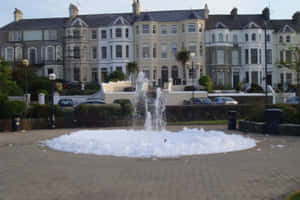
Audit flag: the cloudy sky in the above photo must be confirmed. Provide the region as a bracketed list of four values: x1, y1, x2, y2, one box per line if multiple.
[0, 0, 299, 27]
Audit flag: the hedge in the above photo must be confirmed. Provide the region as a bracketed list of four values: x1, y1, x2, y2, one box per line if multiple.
[0, 95, 26, 119]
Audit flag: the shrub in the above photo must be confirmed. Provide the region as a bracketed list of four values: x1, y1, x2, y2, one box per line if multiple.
[247, 83, 264, 93]
[199, 76, 213, 92]
[0, 98, 26, 119]
[108, 70, 126, 82]
[246, 103, 265, 122]
[26, 104, 64, 119]
[75, 104, 122, 121]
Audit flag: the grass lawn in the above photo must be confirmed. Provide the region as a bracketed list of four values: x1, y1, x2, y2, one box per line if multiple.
[287, 192, 300, 200]
[168, 120, 229, 126]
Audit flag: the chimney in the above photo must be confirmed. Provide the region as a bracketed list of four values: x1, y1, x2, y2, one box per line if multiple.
[204, 4, 209, 19]
[262, 7, 270, 21]
[231, 7, 238, 18]
[292, 11, 300, 25]
[69, 4, 79, 18]
[132, 0, 141, 16]
[14, 8, 23, 22]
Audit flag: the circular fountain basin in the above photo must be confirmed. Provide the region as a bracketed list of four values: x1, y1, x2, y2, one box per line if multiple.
[43, 128, 256, 158]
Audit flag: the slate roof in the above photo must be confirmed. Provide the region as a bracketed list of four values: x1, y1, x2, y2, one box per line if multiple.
[206, 14, 300, 33]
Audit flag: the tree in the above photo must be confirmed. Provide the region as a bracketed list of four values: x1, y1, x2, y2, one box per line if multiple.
[199, 76, 213, 93]
[278, 46, 300, 96]
[0, 59, 23, 96]
[108, 70, 126, 82]
[126, 62, 138, 84]
[176, 50, 190, 82]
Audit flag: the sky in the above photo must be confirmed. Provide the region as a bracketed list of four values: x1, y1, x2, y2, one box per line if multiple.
[0, 0, 299, 27]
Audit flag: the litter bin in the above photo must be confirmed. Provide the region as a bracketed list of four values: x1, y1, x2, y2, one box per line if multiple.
[265, 109, 282, 135]
[228, 110, 237, 130]
[12, 114, 21, 132]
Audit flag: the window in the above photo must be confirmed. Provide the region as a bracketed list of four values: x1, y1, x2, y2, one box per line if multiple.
[233, 35, 238, 44]
[101, 30, 107, 39]
[189, 68, 196, 79]
[24, 31, 42, 41]
[259, 49, 262, 64]
[226, 34, 229, 41]
[92, 47, 97, 59]
[252, 33, 256, 41]
[110, 46, 113, 59]
[47, 68, 54, 75]
[266, 34, 271, 42]
[259, 34, 262, 41]
[126, 28, 129, 38]
[47, 46, 54, 61]
[116, 28, 122, 38]
[101, 47, 107, 59]
[232, 50, 239, 65]
[136, 45, 139, 58]
[212, 34, 215, 42]
[92, 68, 98, 82]
[171, 25, 177, 34]
[266, 49, 272, 64]
[218, 33, 224, 42]
[153, 44, 157, 58]
[110, 29, 113, 38]
[188, 23, 196, 32]
[116, 45, 122, 58]
[188, 44, 197, 56]
[83, 30, 88, 40]
[5, 47, 14, 61]
[73, 30, 80, 39]
[245, 49, 249, 64]
[28, 48, 37, 64]
[161, 45, 167, 58]
[286, 73, 292, 84]
[161, 25, 167, 34]
[198, 24, 203, 32]
[152, 25, 156, 34]
[116, 67, 123, 72]
[143, 25, 149, 34]
[73, 67, 80, 81]
[251, 49, 258, 64]
[286, 35, 291, 43]
[182, 24, 185, 33]
[83, 47, 88, 60]
[142, 45, 150, 58]
[45, 30, 57, 40]
[217, 72, 225, 86]
[136, 25, 139, 34]
[245, 34, 249, 42]
[56, 46, 62, 61]
[92, 30, 97, 39]
[279, 35, 283, 43]
[74, 47, 80, 59]
[172, 44, 177, 58]
[280, 51, 284, 62]
[126, 45, 129, 58]
[15, 47, 22, 61]
[286, 50, 292, 63]
[199, 42, 203, 56]
[217, 50, 224, 65]
[280, 73, 284, 84]
[9, 32, 22, 41]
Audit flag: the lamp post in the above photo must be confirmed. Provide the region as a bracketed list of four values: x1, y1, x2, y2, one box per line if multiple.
[22, 59, 30, 106]
[190, 52, 196, 99]
[49, 73, 56, 129]
[264, 21, 268, 105]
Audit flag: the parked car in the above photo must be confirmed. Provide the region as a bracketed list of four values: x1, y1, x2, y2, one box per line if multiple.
[58, 99, 74, 107]
[75, 100, 105, 107]
[286, 96, 299, 104]
[183, 97, 212, 105]
[212, 97, 239, 105]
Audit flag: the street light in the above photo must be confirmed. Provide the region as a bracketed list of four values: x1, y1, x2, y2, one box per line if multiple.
[190, 52, 196, 99]
[22, 59, 30, 106]
[264, 20, 268, 106]
[49, 73, 56, 129]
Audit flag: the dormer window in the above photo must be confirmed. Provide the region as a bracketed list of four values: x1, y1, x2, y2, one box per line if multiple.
[286, 35, 291, 43]
[218, 33, 224, 42]
[252, 33, 256, 41]
[233, 35, 238, 44]
[115, 28, 122, 38]
[188, 23, 196, 32]
[73, 30, 80, 39]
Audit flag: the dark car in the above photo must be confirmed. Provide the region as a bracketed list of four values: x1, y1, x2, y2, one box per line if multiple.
[183, 97, 212, 105]
[286, 96, 299, 104]
[58, 99, 74, 107]
[75, 100, 105, 107]
[212, 97, 239, 105]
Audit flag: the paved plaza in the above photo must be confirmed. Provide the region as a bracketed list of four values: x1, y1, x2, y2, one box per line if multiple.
[0, 125, 300, 200]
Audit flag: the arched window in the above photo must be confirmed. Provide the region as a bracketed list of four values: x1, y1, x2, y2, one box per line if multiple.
[212, 34, 215, 42]
[233, 35, 238, 43]
[226, 34, 229, 41]
[245, 33, 249, 42]
[252, 33, 256, 41]
[15, 47, 23, 61]
[286, 35, 291, 43]
[56, 46, 62, 60]
[46, 46, 54, 61]
[218, 33, 224, 42]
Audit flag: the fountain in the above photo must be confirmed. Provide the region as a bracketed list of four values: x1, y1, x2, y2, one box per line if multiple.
[43, 72, 257, 158]
[133, 72, 167, 131]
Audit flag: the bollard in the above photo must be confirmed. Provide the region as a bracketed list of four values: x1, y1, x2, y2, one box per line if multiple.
[12, 114, 21, 132]
[265, 109, 282, 135]
[228, 110, 237, 130]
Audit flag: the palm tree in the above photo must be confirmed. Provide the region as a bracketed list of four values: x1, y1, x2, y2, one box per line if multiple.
[176, 50, 190, 83]
[126, 62, 138, 85]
